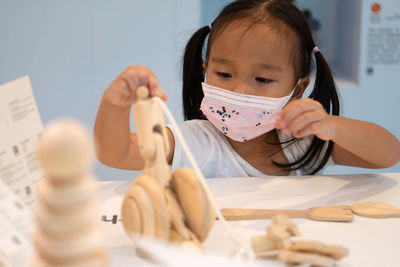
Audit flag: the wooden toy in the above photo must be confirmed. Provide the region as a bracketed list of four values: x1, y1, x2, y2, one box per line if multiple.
[278, 250, 335, 267]
[132, 86, 170, 186]
[351, 202, 400, 218]
[121, 174, 170, 240]
[121, 86, 215, 250]
[170, 167, 215, 242]
[221, 205, 353, 222]
[33, 119, 108, 267]
[251, 214, 348, 266]
[36, 119, 93, 179]
[290, 240, 349, 260]
[252, 214, 300, 253]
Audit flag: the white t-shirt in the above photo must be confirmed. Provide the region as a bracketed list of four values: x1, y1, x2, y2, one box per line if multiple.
[168, 120, 334, 178]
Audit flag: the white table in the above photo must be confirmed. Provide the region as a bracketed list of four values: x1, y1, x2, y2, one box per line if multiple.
[98, 173, 400, 266]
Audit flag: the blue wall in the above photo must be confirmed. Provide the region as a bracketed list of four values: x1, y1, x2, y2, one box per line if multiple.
[0, 0, 201, 180]
[0, 0, 399, 180]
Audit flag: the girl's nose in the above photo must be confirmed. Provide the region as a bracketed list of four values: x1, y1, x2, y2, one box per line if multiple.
[231, 80, 247, 94]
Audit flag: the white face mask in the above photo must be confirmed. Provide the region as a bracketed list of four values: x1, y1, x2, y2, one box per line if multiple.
[200, 80, 300, 142]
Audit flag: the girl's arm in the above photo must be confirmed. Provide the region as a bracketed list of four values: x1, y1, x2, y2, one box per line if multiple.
[94, 65, 173, 170]
[275, 98, 400, 168]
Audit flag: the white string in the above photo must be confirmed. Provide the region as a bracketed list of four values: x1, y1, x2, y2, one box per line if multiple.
[151, 97, 255, 260]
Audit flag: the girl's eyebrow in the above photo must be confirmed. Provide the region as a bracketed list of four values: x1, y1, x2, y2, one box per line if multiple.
[210, 57, 232, 65]
[256, 63, 282, 72]
[210, 57, 282, 72]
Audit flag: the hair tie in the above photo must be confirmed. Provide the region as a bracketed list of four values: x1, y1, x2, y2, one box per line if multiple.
[312, 46, 320, 54]
[208, 24, 212, 30]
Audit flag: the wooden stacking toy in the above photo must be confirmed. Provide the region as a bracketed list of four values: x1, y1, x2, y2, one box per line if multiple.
[121, 86, 215, 250]
[33, 119, 108, 267]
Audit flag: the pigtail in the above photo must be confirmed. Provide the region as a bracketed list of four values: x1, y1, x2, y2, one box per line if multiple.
[182, 26, 210, 120]
[311, 51, 339, 116]
[306, 51, 339, 173]
[273, 50, 340, 174]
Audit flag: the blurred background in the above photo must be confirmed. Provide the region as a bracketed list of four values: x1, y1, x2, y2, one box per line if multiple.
[1, 0, 399, 180]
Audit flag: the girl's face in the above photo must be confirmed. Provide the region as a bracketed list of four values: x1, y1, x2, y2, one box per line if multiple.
[205, 20, 300, 98]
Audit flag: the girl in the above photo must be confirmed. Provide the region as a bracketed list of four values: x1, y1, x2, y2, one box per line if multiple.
[94, 0, 400, 178]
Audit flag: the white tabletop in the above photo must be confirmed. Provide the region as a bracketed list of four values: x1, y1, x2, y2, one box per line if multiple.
[98, 173, 400, 266]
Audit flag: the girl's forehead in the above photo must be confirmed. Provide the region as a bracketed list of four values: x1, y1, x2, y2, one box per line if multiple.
[209, 20, 297, 66]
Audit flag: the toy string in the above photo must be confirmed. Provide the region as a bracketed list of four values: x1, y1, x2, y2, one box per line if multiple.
[151, 97, 254, 261]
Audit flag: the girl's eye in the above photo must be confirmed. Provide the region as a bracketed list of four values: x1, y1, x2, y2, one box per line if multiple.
[255, 77, 272, 83]
[216, 72, 232, 78]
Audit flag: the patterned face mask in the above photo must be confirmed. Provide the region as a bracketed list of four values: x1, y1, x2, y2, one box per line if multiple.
[200, 81, 299, 142]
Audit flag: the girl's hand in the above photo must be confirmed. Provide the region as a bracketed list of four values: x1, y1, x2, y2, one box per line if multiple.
[275, 98, 337, 141]
[105, 65, 168, 107]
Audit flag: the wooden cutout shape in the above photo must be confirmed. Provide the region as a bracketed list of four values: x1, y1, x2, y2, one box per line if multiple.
[290, 240, 349, 260]
[278, 250, 335, 267]
[221, 205, 353, 222]
[351, 202, 400, 218]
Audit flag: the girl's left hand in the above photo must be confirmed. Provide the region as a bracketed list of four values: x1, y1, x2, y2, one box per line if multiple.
[275, 98, 337, 141]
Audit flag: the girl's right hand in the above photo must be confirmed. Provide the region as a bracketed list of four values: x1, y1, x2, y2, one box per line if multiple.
[104, 65, 168, 107]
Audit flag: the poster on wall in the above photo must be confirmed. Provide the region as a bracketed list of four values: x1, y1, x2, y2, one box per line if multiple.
[0, 76, 44, 206]
[367, 1, 400, 70]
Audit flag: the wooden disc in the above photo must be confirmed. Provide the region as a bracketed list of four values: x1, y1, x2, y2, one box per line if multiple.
[134, 175, 170, 240]
[170, 167, 215, 242]
[123, 185, 156, 237]
[121, 196, 142, 235]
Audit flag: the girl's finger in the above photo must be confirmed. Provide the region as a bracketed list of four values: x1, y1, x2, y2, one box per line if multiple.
[120, 72, 138, 97]
[284, 110, 323, 136]
[146, 70, 162, 96]
[135, 67, 167, 100]
[293, 122, 319, 138]
[280, 99, 322, 127]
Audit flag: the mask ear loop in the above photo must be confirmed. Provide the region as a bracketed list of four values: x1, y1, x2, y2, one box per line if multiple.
[151, 97, 255, 261]
[284, 78, 303, 106]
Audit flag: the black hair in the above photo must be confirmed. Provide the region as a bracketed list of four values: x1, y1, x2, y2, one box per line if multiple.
[182, 0, 339, 175]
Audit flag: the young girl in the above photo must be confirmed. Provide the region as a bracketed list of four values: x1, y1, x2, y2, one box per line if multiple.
[94, 0, 400, 178]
